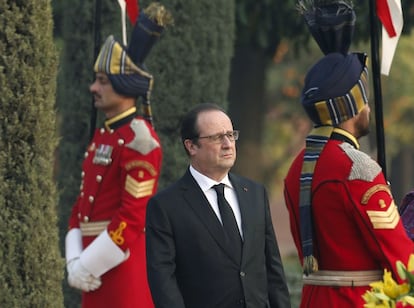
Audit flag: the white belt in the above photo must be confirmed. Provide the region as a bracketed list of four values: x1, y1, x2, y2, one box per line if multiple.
[303, 270, 383, 287]
[80, 220, 110, 236]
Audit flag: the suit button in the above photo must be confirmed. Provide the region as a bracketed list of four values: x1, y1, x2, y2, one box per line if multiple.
[96, 175, 102, 182]
[240, 271, 245, 277]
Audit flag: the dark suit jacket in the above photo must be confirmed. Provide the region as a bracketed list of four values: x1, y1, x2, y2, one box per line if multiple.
[146, 169, 291, 308]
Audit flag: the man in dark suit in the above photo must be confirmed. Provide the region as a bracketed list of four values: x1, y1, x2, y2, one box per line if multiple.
[146, 103, 291, 308]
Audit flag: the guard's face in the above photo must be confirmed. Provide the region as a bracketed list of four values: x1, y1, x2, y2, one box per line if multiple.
[186, 110, 237, 182]
[90, 73, 125, 117]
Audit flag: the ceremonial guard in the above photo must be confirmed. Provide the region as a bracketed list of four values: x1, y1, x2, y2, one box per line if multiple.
[64, 3, 172, 307]
[284, 1, 414, 307]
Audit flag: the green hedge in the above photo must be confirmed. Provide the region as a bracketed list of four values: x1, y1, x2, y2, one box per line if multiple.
[0, 1, 63, 306]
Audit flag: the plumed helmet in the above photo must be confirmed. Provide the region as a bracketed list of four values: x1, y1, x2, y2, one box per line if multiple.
[93, 2, 173, 99]
[94, 35, 153, 98]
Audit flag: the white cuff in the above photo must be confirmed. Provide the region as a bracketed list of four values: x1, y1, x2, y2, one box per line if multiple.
[65, 228, 83, 263]
[80, 230, 126, 277]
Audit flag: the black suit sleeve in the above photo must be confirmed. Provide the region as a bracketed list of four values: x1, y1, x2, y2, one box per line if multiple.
[146, 196, 186, 308]
[263, 189, 292, 308]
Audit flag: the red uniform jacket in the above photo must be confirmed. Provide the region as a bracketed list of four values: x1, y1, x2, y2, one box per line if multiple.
[68, 109, 162, 308]
[284, 130, 414, 307]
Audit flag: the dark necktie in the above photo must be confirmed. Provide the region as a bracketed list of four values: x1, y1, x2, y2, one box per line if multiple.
[213, 184, 242, 263]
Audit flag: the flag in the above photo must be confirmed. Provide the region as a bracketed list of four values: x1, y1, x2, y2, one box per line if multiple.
[376, 0, 403, 75]
[117, 0, 139, 45]
[125, 0, 139, 25]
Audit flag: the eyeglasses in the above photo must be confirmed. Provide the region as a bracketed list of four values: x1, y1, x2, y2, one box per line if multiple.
[197, 130, 239, 143]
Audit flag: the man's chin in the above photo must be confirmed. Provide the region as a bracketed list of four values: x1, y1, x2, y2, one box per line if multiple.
[359, 127, 370, 139]
[221, 160, 235, 169]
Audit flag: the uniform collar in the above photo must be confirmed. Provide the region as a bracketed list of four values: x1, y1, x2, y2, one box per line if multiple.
[331, 127, 360, 149]
[104, 107, 137, 131]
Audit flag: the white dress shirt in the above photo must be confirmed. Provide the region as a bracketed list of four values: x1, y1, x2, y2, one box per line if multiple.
[189, 165, 243, 238]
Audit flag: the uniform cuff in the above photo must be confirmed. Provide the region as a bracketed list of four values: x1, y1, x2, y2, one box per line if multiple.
[80, 230, 126, 277]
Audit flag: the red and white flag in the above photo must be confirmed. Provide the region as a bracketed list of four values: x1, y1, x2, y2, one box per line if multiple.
[117, 0, 139, 45]
[376, 0, 403, 75]
[125, 0, 139, 25]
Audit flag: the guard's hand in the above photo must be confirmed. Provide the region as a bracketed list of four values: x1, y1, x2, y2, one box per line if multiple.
[67, 258, 102, 292]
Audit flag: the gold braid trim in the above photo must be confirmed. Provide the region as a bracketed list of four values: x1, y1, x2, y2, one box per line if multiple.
[361, 184, 391, 205]
[109, 222, 127, 245]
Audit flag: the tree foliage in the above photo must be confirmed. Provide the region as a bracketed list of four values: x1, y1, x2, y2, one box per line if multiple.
[0, 1, 63, 306]
[381, 32, 414, 151]
[235, 0, 306, 55]
[378, 32, 414, 200]
[141, 0, 236, 187]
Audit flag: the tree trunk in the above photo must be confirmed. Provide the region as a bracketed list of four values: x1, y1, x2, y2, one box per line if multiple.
[228, 46, 268, 182]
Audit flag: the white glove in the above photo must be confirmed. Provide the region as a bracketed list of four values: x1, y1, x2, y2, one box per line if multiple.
[65, 228, 82, 263]
[67, 257, 102, 292]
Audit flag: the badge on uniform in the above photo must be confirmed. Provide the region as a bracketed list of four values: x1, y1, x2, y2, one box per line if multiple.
[93, 144, 113, 165]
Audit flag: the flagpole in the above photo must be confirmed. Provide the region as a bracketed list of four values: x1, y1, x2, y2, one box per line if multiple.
[90, 0, 102, 141]
[369, 0, 387, 179]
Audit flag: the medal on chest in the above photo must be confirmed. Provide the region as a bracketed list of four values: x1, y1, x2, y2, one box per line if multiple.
[93, 144, 113, 165]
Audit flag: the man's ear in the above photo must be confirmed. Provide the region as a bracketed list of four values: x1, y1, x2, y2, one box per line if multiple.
[184, 139, 197, 155]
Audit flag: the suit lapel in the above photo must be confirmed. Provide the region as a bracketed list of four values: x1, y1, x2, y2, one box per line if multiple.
[180, 170, 230, 256]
